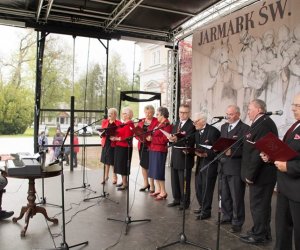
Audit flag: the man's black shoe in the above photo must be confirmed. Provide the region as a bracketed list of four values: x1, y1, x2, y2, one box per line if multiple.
[193, 208, 202, 214]
[178, 204, 189, 210]
[239, 235, 267, 245]
[0, 210, 14, 220]
[167, 201, 180, 207]
[229, 225, 242, 233]
[196, 213, 211, 220]
[216, 219, 231, 225]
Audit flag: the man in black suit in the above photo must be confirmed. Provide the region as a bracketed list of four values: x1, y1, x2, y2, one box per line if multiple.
[219, 105, 249, 233]
[240, 99, 278, 245]
[261, 93, 300, 250]
[193, 112, 220, 220]
[168, 104, 195, 210]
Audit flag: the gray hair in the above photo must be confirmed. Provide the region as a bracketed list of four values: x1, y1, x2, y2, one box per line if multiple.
[251, 99, 266, 113]
[144, 105, 155, 114]
[108, 108, 118, 116]
[227, 104, 240, 114]
[122, 107, 133, 119]
[193, 112, 207, 122]
[157, 106, 169, 118]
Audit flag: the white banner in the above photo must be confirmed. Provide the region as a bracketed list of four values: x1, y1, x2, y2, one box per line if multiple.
[192, 0, 299, 135]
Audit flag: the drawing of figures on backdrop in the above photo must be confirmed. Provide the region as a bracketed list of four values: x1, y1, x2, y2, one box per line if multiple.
[283, 24, 300, 124]
[237, 30, 263, 120]
[255, 29, 284, 126]
[208, 38, 239, 115]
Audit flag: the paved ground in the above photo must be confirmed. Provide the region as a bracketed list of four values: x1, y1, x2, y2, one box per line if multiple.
[0, 137, 277, 250]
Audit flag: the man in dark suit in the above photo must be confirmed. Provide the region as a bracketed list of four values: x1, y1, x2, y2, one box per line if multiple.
[261, 93, 300, 250]
[240, 99, 278, 245]
[219, 105, 249, 233]
[167, 104, 195, 210]
[193, 112, 220, 220]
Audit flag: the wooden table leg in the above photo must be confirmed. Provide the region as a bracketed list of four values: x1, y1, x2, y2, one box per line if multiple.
[14, 178, 58, 237]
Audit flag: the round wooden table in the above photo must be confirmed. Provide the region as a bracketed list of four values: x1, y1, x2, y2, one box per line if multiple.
[11, 170, 61, 237]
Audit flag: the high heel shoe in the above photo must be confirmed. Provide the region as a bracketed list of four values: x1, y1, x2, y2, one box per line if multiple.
[139, 184, 150, 192]
[101, 177, 109, 185]
[117, 185, 127, 191]
[155, 193, 168, 201]
[150, 191, 160, 197]
[116, 183, 123, 187]
[149, 189, 155, 194]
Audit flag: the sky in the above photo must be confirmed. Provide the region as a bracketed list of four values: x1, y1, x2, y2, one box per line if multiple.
[0, 25, 141, 81]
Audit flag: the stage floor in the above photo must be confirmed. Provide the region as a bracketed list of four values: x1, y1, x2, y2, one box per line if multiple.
[1, 150, 275, 250]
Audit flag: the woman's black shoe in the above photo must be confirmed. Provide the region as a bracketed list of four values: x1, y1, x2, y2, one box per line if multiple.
[139, 184, 150, 192]
[116, 183, 123, 187]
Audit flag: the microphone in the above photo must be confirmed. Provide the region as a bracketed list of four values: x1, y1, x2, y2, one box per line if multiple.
[213, 116, 227, 120]
[261, 110, 283, 116]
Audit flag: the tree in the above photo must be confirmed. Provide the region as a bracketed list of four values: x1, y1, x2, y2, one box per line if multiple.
[0, 84, 34, 134]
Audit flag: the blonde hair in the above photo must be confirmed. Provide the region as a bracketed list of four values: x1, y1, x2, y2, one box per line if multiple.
[122, 107, 134, 119]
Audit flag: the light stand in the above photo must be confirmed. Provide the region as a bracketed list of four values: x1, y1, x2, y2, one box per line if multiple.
[39, 128, 88, 249]
[66, 127, 96, 193]
[107, 138, 150, 235]
[157, 137, 210, 250]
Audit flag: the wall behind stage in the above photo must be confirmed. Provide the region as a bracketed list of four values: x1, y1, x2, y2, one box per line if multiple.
[192, 0, 300, 136]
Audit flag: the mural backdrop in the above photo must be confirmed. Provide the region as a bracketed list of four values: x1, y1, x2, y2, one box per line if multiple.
[192, 0, 300, 136]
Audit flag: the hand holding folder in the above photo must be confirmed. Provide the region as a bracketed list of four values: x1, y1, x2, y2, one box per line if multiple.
[253, 132, 298, 161]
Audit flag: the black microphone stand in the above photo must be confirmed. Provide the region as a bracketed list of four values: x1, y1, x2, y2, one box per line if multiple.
[84, 125, 119, 203]
[66, 123, 98, 193]
[157, 131, 210, 250]
[40, 128, 88, 250]
[107, 124, 151, 235]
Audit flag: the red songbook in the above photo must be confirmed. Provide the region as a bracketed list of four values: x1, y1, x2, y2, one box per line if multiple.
[132, 126, 149, 143]
[99, 122, 117, 136]
[173, 131, 187, 139]
[211, 137, 236, 152]
[254, 132, 299, 161]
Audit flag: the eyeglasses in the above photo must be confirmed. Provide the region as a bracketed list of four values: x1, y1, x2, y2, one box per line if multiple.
[292, 103, 300, 108]
[179, 111, 189, 114]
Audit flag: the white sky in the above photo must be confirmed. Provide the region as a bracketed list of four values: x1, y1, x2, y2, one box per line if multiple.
[0, 25, 141, 80]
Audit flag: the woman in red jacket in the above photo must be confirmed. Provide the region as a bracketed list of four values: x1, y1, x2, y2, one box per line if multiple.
[111, 107, 134, 190]
[100, 108, 122, 184]
[147, 107, 172, 200]
[136, 105, 158, 193]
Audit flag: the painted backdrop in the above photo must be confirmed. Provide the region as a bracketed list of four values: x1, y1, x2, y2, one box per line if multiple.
[192, 0, 300, 136]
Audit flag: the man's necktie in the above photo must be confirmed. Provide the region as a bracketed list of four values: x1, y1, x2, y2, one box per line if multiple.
[177, 122, 182, 132]
[228, 125, 232, 132]
[283, 120, 300, 142]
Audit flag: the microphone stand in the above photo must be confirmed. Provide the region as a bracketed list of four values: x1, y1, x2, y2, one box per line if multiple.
[40, 128, 88, 249]
[157, 130, 210, 250]
[65, 121, 100, 193]
[107, 123, 151, 235]
[38, 149, 60, 208]
[84, 125, 119, 204]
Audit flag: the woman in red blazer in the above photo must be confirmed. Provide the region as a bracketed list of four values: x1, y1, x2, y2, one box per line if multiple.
[147, 107, 172, 200]
[136, 105, 158, 193]
[100, 108, 122, 184]
[110, 107, 134, 190]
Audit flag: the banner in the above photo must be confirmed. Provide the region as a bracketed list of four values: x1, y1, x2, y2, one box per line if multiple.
[192, 0, 300, 136]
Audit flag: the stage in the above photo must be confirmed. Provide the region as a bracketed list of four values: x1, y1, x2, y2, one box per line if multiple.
[1, 149, 275, 250]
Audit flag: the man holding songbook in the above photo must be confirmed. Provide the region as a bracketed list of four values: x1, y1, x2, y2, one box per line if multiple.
[240, 99, 278, 245]
[167, 104, 195, 210]
[193, 112, 220, 220]
[219, 105, 249, 233]
[260, 93, 300, 250]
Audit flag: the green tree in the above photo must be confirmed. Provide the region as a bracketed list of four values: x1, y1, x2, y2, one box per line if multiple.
[0, 84, 34, 134]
